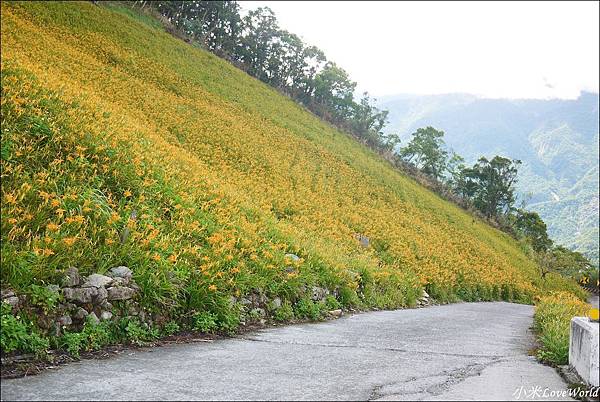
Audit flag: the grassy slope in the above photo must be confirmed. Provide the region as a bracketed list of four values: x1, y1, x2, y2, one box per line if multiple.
[0, 1, 583, 330]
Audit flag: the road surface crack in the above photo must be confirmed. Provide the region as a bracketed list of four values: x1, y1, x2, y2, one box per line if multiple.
[239, 337, 513, 359]
[367, 358, 508, 401]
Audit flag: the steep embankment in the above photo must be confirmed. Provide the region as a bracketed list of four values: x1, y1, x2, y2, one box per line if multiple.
[0, 1, 581, 346]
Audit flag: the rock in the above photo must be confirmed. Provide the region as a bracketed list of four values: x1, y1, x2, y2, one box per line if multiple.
[129, 307, 139, 316]
[94, 287, 108, 304]
[37, 315, 53, 330]
[422, 290, 430, 299]
[284, 266, 295, 274]
[111, 277, 129, 287]
[355, 233, 369, 248]
[100, 311, 113, 321]
[109, 266, 132, 279]
[100, 300, 113, 310]
[46, 284, 60, 295]
[107, 286, 136, 301]
[229, 296, 238, 306]
[57, 315, 72, 327]
[250, 308, 266, 317]
[52, 323, 62, 338]
[250, 292, 267, 307]
[87, 312, 100, 325]
[329, 309, 343, 318]
[62, 267, 81, 287]
[271, 297, 282, 309]
[3, 296, 19, 308]
[240, 298, 252, 306]
[311, 286, 329, 301]
[63, 287, 98, 304]
[1, 289, 15, 299]
[58, 302, 76, 313]
[82, 273, 113, 288]
[74, 307, 89, 321]
[285, 253, 300, 262]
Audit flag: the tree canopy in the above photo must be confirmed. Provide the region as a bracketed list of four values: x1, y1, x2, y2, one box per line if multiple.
[456, 156, 521, 218]
[399, 126, 449, 181]
[512, 209, 553, 252]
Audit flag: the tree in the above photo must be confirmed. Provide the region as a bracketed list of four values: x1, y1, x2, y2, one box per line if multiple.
[313, 62, 356, 121]
[445, 151, 465, 186]
[512, 209, 552, 252]
[350, 93, 389, 147]
[456, 156, 521, 218]
[152, 1, 241, 55]
[382, 133, 401, 153]
[293, 45, 326, 103]
[551, 246, 594, 276]
[537, 245, 594, 280]
[238, 7, 280, 82]
[399, 127, 449, 180]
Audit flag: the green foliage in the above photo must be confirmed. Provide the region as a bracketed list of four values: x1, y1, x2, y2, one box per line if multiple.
[534, 292, 589, 365]
[456, 156, 521, 218]
[294, 297, 324, 321]
[27, 284, 60, 313]
[400, 126, 449, 180]
[59, 316, 167, 357]
[537, 245, 595, 280]
[337, 286, 360, 308]
[272, 301, 294, 322]
[512, 209, 553, 252]
[60, 317, 113, 357]
[324, 295, 341, 310]
[123, 319, 160, 346]
[216, 310, 240, 334]
[60, 331, 86, 358]
[161, 321, 180, 336]
[0, 138, 12, 161]
[192, 311, 219, 333]
[1, 302, 49, 356]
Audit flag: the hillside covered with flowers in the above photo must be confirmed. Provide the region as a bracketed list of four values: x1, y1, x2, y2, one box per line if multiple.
[0, 2, 584, 353]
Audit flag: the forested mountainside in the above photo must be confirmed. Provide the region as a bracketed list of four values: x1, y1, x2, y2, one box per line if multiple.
[380, 92, 599, 264]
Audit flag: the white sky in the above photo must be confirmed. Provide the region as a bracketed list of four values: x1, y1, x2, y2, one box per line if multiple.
[240, 1, 599, 99]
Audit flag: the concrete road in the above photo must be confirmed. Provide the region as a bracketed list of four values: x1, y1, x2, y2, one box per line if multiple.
[1, 302, 573, 401]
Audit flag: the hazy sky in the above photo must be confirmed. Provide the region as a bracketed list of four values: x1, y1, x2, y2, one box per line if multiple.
[240, 1, 599, 99]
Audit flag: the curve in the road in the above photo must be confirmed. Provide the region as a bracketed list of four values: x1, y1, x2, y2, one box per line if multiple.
[0, 302, 573, 401]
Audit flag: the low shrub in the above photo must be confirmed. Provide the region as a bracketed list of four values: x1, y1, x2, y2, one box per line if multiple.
[192, 311, 218, 333]
[294, 297, 324, 320]
[0, 302, 49, 356]
[273, 302, 294, 322]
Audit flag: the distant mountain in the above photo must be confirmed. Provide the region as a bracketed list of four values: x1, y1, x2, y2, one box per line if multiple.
[379, 92, 599, 264]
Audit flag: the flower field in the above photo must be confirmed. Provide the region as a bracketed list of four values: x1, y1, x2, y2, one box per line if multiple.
[0, 1, 584, 338]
